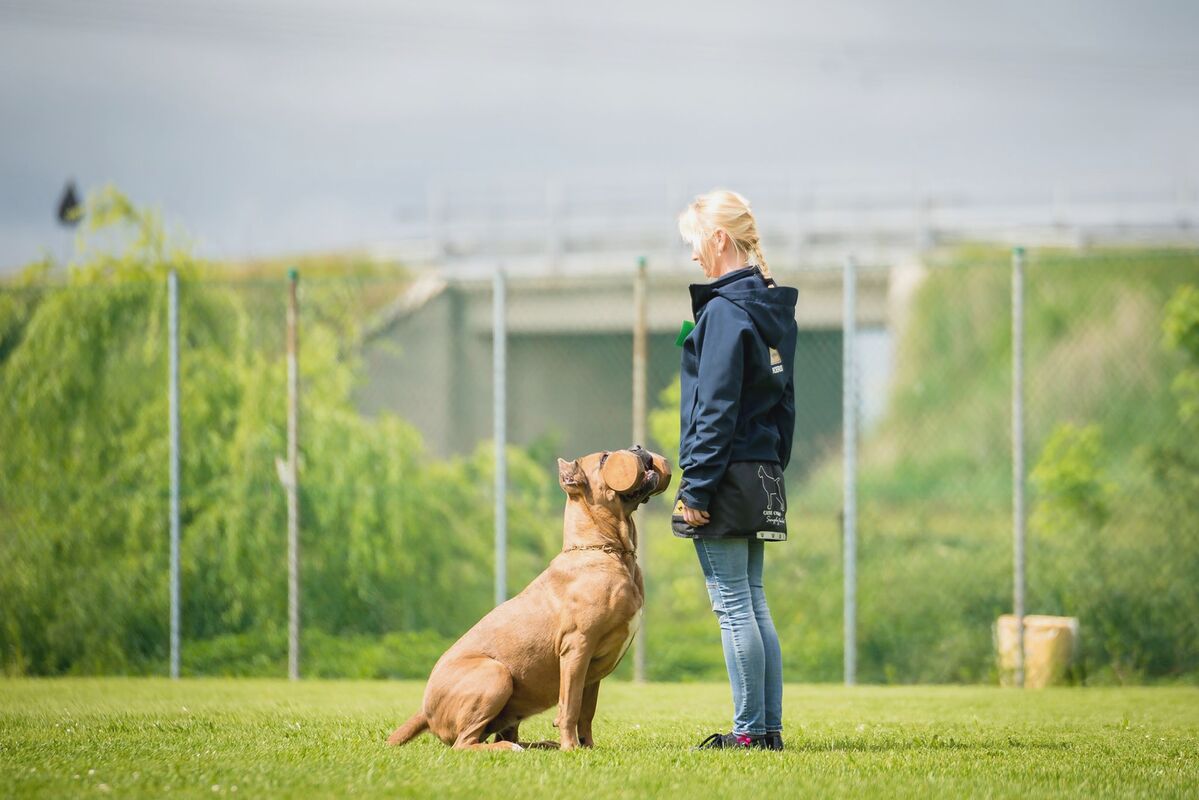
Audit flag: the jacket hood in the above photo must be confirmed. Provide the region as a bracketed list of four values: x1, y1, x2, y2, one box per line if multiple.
[690, 266, 798, 347]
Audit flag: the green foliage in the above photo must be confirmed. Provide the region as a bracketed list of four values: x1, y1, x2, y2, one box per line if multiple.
[1163, 284, 1199, 362]
[642, 250, 1199, 685]
[0, 189, 561, 676]
[1163, 284, 1199, 424]
[3, 193, 1197, 687]
[181, 629, 454, 679]
[648, 375, 681, 462]
[1016, 282, 1199, 683]
[1151, 287, 1199, 529]
[1030, 423, 1112, 536]
[854, 251, 1199, 683]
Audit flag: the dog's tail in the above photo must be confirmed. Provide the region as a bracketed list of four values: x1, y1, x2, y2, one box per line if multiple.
[386, 712, 429, 746]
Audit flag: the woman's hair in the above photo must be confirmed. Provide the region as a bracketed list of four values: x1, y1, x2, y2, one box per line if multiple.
[677, 190, 771, 278]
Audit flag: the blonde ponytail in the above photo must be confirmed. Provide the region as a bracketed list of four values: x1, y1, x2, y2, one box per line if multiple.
[750, 242, 771, 280]
[678, 190, 771, 279]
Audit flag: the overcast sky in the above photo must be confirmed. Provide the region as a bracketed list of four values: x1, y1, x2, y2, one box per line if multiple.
[1, 0, 1197, 268]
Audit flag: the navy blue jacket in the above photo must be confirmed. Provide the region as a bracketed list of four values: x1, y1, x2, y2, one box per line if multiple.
[678, 266, 798, 511]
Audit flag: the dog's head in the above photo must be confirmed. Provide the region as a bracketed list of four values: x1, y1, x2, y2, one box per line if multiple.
[557, 446, 672, 514]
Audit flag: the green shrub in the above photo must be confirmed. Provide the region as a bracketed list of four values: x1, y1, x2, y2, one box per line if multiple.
[0, 189, 560, 677]
[3, 193, 1196, 684]
[643, 251, 1199, 684]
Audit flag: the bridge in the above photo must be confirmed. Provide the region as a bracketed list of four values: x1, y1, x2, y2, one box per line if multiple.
[369, 179, 1199, 281]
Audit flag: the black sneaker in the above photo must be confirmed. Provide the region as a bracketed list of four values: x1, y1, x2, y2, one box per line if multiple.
[693, 732, 766, 750]
[765, 731, 784, 751]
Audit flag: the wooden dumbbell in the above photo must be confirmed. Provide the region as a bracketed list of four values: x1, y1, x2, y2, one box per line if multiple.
[601, 450, 646, 493]
[648, 453, 672, 496]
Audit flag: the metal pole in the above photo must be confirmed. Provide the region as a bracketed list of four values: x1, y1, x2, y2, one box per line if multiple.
[631, 256, 648, 683]
[286, 268, 300, 681]
[493, 264, 508, 606]
[842, 255, 858, 686]
[1012, 247, 1026, 688]
[168, 270, 180, 680]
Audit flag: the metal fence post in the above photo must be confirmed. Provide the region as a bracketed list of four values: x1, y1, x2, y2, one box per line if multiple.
[842, 254, 858, 686]
[1012, 247, 1027, 688]
[493, 263, 508, 606]
[631, 256, 648, 683]
[286, 267, 301, 681]
[167, 270, 180, 680]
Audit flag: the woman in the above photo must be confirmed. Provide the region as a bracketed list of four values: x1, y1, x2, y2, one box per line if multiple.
[673, 190, 797, 751]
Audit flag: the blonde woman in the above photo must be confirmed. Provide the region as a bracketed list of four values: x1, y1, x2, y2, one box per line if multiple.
[672, 191, 797, 750]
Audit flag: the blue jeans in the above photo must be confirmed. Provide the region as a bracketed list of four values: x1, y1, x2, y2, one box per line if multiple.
[694, 537, 783, 737]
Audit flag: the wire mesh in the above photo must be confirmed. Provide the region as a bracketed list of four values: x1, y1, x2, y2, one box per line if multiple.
[1, 247, 1196, 683]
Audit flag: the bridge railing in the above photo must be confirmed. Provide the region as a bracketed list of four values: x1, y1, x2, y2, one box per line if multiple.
[377, 180, 1199, 269]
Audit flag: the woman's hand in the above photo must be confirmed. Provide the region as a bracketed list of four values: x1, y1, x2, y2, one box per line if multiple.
[682, 504, 711, 526]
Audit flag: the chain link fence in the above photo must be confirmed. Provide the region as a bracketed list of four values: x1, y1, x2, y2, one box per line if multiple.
[2, 241, 1196, 684]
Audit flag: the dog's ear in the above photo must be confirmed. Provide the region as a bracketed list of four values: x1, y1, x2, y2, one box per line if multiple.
[558, 458, 584, 495]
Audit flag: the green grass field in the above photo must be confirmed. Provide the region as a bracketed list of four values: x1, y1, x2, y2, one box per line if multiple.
[1, 680, 1196, 798]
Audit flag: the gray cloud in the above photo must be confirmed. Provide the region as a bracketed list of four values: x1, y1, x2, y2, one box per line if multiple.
[1, 0, 1197, 267]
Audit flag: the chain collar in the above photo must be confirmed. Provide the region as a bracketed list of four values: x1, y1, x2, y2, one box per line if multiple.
[562, 544, 635, 558]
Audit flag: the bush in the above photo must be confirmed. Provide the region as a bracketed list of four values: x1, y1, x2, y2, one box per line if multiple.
[0, 189, 560, 677]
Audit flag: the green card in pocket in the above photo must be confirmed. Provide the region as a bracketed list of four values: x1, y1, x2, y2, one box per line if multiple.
[675, 320, 695, 347]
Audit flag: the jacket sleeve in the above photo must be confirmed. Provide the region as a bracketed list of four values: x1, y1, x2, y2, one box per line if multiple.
[679, 299, 748, 511]
[775, 370, 796, 470]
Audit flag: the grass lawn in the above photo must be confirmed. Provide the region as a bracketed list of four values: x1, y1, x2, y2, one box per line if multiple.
[1, 679, 1196, 798]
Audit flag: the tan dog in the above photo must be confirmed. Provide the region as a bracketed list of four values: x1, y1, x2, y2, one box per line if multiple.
[386, 446, 671, 751]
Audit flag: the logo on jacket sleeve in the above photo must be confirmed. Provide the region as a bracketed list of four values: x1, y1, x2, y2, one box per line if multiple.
[769, 347, 784, 374]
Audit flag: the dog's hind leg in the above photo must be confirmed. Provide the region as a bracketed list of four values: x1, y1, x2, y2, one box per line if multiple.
[438, 657, 524, 751]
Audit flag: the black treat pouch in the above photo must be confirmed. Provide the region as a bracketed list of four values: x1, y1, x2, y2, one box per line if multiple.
[672, 461, 788, 541]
